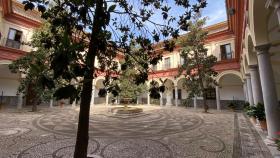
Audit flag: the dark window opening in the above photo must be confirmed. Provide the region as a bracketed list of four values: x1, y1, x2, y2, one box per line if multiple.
[220, 43, 232, 60]
[173, 89, 182, 99]
[6, 28, 22, 49]
[205, 88, 216, 100]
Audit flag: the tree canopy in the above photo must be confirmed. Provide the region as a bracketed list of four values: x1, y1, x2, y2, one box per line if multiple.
[179, 14, 217, 112]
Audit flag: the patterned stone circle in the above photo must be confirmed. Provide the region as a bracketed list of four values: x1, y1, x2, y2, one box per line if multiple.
[33, 108, 203, 138]
[17, 138, 99, 158]
[101, 139, 173, 158]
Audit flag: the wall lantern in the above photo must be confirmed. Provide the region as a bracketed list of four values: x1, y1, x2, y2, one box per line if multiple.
[228, 8, 235, 16]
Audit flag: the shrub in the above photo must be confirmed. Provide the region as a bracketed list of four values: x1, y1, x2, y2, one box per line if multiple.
[182, 98, 192, 108]
[275, 131, 280, 151]
[243, 102, 250, 111]
[255, 103, 266, 121]
[245, 106, 257, 118]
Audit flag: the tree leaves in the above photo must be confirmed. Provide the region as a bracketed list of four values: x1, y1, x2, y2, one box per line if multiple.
[108, 5, 116, 12]
[178, 14, 218, 100]
[54, 85, 78, 100]
[23, 1, 35, 11]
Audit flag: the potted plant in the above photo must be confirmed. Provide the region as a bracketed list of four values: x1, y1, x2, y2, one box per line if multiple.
[243, 102, 250, 111]
[245, 106, 257, 125]
[275, 131, 280, 151]
[255, 103, 267, 131]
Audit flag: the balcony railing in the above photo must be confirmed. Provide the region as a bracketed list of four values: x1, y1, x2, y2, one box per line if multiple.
[0, 37, 32, 52]
[219, 51, 234, 61]
[5, 39, 21, 49]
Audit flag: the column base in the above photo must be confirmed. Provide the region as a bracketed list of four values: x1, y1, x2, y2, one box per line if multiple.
[264, 137, 277, 146]
[165, 103, 172, 106]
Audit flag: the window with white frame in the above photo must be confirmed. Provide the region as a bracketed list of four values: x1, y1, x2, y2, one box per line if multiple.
[6, 28, 22, 49]
[220, 43, 232, 60]
[164, 57, 171, 69]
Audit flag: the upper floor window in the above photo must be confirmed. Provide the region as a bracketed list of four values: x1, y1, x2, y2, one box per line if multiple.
[220, 43, 232, 60]
[6, 28, 22, 49]
[164, 57, 171, 69]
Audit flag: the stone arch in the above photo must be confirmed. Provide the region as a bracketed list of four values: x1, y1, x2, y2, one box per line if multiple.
[176, 77, 189, 101]
[0, 62, 20, 106]
[217, 71, 245, 101]
[216, 70, 243, 84]
[93, 77, 106, 104]
[241, 52, 249, 76]
[244, 28, 258, 66]
[162, 78, 175, 106]
[93, 76, 105, 85]
[0, 60, 12, 65]
[248, 0, 270, 46]
[176, 77, 187, 89]
[162, 78, 174, 92]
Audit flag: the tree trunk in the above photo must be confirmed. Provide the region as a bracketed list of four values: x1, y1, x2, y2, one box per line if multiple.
[31, 97, 39, 112]
[199, 76, 208, 113]
[202, 90, 208, 113]
[32, 104, 37, 112]
[73, 0, 103, 157]
[73, 71, 93, 158]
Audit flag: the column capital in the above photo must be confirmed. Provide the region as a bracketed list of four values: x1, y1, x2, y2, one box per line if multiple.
[255, 44, 271, 55]
[248, 64, 258, 69]
[245, 73, 251, 78]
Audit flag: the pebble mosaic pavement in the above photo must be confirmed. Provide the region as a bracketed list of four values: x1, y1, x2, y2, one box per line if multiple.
[0, 105, 272, 158]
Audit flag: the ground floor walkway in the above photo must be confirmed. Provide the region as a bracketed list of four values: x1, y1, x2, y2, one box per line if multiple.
[0, 105, 274, 158]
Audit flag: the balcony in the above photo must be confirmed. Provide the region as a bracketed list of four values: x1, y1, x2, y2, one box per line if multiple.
[219, 51, 234, 61]
[5, 38, 21, 49]
[0, 37, 32, 52]
[0, 38, 30, 60]
[0, 38, 22, 50]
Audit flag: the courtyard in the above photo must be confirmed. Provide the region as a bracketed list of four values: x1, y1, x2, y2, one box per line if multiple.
[0, 105, 273, 158]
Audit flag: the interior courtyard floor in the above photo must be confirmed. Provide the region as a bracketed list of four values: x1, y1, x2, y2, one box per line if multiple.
[0, 105, 275, 158]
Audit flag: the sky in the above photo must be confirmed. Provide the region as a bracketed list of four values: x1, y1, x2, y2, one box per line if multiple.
[201, 0, 227, 25]
[17, 0, 227, 26]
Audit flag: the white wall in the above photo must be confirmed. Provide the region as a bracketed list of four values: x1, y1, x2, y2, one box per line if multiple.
[220, 85, 244, 100]
[219, 74, 244, 101]
[0, 79, 19, 96]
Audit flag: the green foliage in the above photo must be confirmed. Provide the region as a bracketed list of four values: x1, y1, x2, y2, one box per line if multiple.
[178, 14, 217, 112]
[9, 23, 56, 105]
[244, 103, 265, 120]
[255, 103, 266, 121]
[182, 98, 192, 107]
[245, 105, 257, 117]
[118, 68, 147, 99]
[243, 102, 250, 111]
[276, 132, 280, 151]
[276, 139, 280, 151]
[9, 23, 79, 105]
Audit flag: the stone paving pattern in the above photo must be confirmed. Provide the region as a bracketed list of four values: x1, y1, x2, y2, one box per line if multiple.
[0, 106, 273, 158]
